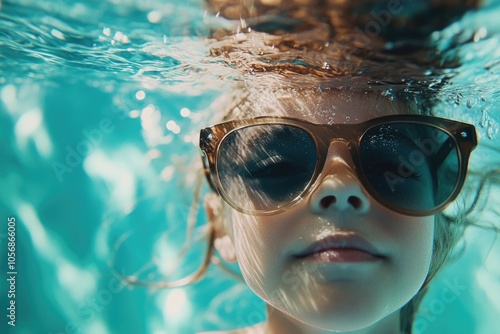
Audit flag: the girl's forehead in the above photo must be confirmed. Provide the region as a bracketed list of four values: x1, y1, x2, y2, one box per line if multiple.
[232, 88, 413, 124]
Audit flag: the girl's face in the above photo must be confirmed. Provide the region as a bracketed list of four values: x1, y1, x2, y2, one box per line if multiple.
[218, 88, 434, 332]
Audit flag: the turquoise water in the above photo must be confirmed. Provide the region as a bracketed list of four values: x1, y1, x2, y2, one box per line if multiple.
[1, 0, 500, 333]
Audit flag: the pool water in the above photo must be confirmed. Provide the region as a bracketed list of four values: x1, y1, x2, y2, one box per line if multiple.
[1, 0, 499, 333]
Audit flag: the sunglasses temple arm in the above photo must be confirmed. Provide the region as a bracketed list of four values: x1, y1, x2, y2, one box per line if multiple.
[432, 137, 455, 167]
[425, 137, 455, 197]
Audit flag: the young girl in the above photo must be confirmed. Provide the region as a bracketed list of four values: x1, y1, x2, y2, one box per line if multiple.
[196, 83, 477, 334]
[135, 1, 496, 333]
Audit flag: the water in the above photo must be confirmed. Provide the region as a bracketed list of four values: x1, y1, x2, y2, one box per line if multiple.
[1, 0, 500, 333]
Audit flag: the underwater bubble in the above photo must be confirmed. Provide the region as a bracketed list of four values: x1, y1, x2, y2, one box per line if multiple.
[381, 88, 395, 101]
[166, 120, 176, 130]
[147, 10, 163, 24]
[103, 27, 111, 36]
[129, 109, 141, 118]
[166, 120, 181, 134]
[50, 28, 65, 40]
[135, 90, 146, 100]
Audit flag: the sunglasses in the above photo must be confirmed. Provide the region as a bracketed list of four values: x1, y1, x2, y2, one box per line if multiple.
[199, 115, 477, 216]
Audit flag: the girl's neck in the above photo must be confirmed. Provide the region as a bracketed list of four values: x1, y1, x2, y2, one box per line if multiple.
[262, 305, 402, 334]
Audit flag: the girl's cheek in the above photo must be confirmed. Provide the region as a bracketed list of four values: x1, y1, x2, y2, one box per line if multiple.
[393, 215, 435, 289]
[231, 213, 283, 292]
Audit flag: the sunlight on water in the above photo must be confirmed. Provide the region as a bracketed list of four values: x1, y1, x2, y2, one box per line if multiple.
[161, 289, 192, 326]
[84, 149, 137, 215]
[85, 320, 110, 334]
[15, 108, 42, 139]
[18, 202, 51, 256]
[56, 261, 97, 302]
[0, 85, 17, 112]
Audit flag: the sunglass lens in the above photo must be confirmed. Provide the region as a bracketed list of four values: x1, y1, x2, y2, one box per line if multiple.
[360, 123, 460, 212]
[218, 124, 317, 212]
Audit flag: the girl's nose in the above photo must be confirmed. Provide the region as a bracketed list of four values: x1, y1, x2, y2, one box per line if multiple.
[309, 172, 370, 214]
[309, 142, 371, 214]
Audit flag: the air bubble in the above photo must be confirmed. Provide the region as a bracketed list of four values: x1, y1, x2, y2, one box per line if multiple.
[147, 10, 163, 24]
[166, 120, 181, 134]
[135, 90, 146, 100]
[50, 29, 65, 40]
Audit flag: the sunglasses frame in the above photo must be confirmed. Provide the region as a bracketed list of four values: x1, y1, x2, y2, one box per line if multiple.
[200, 114, 477, 216]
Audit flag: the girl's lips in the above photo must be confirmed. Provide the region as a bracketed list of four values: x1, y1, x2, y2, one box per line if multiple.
[306, 248, 381, 262]
[294, 234, 385, 262]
